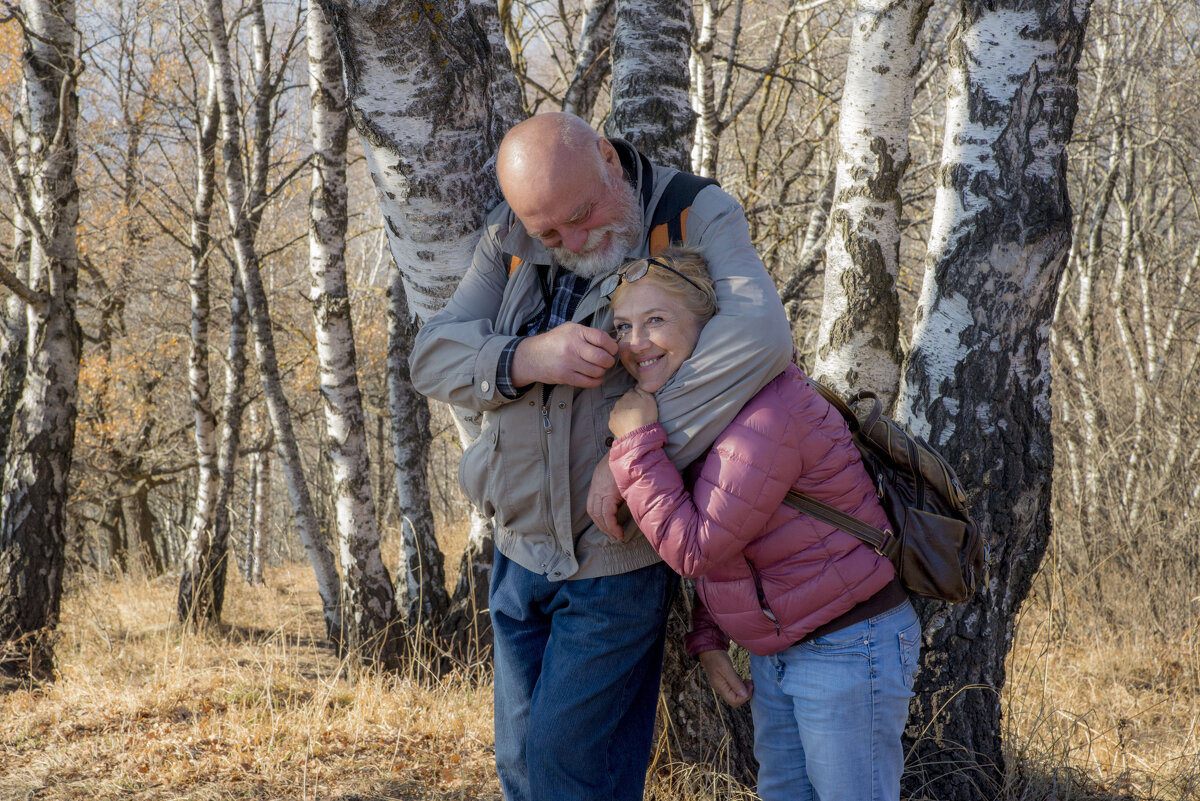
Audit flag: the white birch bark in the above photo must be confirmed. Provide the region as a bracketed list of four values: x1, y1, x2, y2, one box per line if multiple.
[1108, 147, 1146, 516]
[688, 0, 721, 177]
[178, 64, 223, 624]
[813, 0, 930, 401]
[210, 260, 249, 597]
[241, 403, 271, 585]
[203, 0, 343, 644]
[0, 0, 80, 679]
[561, 0, 614, 120]
[307, 6, 400, 665]
[387, 271, 449, 630]
[1, 91, 30, 459]
[894, 2, 1090, 796]
[317, 0, 522, 323]
[316, 0, 522, 644]
[248, 436, 271, 585]
[608, 0, 693, 169]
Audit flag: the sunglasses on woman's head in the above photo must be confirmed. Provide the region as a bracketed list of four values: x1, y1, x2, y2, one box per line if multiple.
[600, 257, 705, 299]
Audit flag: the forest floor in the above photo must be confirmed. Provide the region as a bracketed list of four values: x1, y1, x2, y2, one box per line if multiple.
[0, 560, 1196, 801]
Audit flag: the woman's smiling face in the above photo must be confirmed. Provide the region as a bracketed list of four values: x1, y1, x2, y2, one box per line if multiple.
[610, 282, 705, 393]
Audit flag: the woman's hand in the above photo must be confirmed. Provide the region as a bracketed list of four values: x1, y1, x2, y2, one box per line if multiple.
[698, 650, 753, 707]
[608, 388, 659, 439]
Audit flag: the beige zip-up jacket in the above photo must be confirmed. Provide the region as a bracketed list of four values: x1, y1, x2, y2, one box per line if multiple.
[409, 142, 792, 581]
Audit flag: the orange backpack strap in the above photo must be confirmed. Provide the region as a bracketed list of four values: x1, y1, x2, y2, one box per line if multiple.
[647, 172, 719, 255]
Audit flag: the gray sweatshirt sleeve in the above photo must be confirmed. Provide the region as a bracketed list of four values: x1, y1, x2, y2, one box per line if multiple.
[653, 186, 794, 469]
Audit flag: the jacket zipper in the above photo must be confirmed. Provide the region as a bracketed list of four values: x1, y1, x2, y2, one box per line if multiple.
[540, 383, 553, 434]
[744, 557, 781, 636]
[538, 383, 554, 547]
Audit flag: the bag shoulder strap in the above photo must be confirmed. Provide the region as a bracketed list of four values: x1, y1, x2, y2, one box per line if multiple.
[782, 490, 893, 556]
[805, 378, 860, 432]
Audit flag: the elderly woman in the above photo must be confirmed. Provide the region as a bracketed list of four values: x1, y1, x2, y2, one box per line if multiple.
[605, 247, 921, 801]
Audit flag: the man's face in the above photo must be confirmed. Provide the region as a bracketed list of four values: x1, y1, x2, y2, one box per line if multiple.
[503, 142, 643, 278]
[545, 174, 642, 278]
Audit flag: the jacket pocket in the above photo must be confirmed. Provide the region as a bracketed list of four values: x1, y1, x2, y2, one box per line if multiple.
[593, 369, 635, 453]
[458, 418, 500, 518]
[898, 616, 921, 691]
[744, 557, 781, 636]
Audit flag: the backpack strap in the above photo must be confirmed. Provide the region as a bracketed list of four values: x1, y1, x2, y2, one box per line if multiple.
[647, 172, 719, 255]
[806, 378, 860, 433]
[782, 490, 895, 559]
[503, 253, 550, 302]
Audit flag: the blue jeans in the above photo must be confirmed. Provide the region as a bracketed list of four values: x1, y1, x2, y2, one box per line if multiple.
[490, 550, 678, 801]
[749, 600, 921, 801]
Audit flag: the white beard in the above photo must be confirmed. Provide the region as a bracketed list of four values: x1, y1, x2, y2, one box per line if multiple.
[551, 178, 643, 279]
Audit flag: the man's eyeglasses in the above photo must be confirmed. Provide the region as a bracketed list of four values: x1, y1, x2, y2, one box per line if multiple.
[600, 257, 706, 299]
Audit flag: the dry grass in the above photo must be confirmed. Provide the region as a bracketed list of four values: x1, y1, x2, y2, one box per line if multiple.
[0, 565, 500, 801]
[1, 551, 1197, 801]
[1002, 576, 1200, 800]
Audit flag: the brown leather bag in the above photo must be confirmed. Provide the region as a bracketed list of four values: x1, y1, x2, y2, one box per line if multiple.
[783, 380, 985, 603]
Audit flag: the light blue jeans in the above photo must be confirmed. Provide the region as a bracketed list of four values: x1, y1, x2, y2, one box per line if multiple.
[749, 600, 921, 801]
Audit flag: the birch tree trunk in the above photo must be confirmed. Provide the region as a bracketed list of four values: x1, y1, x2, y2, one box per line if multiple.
[0, 0, 80, 680]
[605, 5, 763, 779]
[316, 0, 522, 648]
[205, 262, 249, 606]
[0, 106, 29, 459]
[0, 281, 27, 465]
[203, 0, 343, 644]
[178, 65, 224, 625]
[689, 0, 721, 177]
[607, 0, 693, 170]
[895, 1, 1090, 796]
[307, 6, 400, 667]
[561, 0, 614, 120]
[813, 0, 930, 402]
[246, 428, 271, 585]
[387, 271, 449, 631]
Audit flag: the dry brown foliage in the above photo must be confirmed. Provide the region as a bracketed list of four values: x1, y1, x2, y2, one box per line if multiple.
[1, 552, 1196, 801]
[0, 564, 499, 801]
[1002, 570, 1200, 801]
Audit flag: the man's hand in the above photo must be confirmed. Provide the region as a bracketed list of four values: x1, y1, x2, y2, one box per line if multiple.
[587, 454, 626, 542]
[511, 323, 617, 388]
[698, 650, 753, 707]
[608, 388, 658, 439]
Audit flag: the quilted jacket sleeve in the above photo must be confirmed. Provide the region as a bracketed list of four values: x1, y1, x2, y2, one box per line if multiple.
[609, 378, 813, 579]
[684, 589, 730, 657]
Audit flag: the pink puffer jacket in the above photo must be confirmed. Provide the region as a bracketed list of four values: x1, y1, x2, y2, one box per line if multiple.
[609, 364, 894, 657]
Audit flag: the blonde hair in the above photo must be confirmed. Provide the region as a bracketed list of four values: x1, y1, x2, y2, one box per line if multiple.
[610, 246, 718, 323]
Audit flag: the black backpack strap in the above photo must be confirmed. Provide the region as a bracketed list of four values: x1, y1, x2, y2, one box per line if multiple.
[648, 172, 719, 254]
[503, 253, 550, 305]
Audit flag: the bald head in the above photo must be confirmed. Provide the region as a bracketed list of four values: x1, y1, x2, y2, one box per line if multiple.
[496, 113, 626, 228]
[496, 113, 640, 277]
[497, 112, 605, 194]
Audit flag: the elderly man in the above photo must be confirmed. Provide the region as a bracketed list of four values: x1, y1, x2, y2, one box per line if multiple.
[410, 112, 791, 801]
